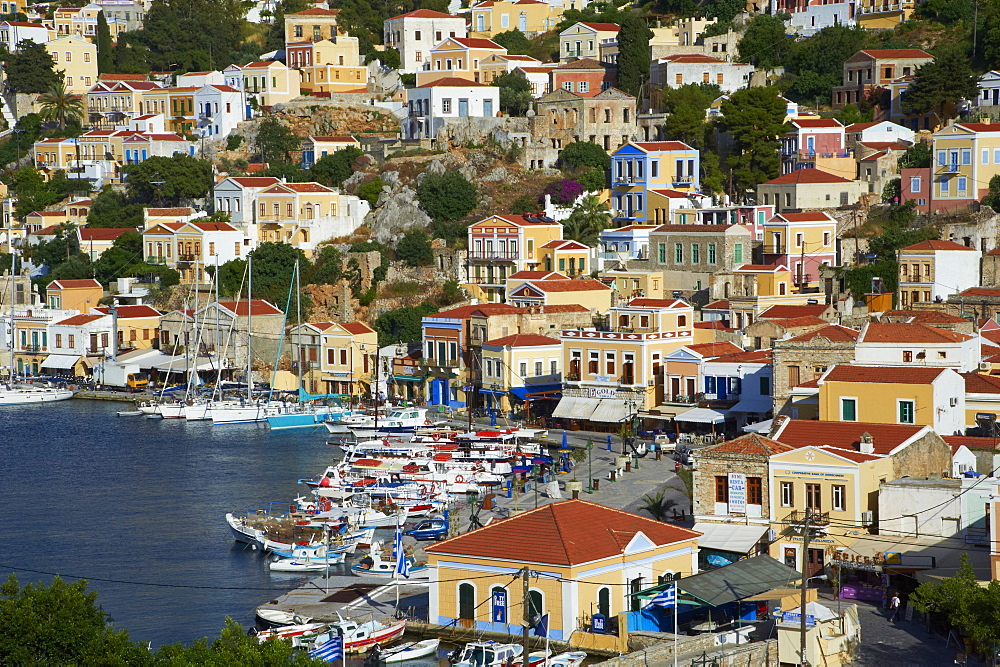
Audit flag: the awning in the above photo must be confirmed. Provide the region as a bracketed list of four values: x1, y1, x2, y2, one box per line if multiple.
[589, 399, 629, 423]
[552, 397, 599, 420]
[152, 355, 219, 372]
[478, 387, 507, 396]
[693, 523, 769, 554]
[633, 555, 802, 608]
[510, 383, 562, 400]
[40, 354, 80, 370]
[392, 374, 424, 382]
[730, 397, 772, 414]
[315, 488, 355, 500]
[742, 419, 773, 434]
[676, 407, 728, 424]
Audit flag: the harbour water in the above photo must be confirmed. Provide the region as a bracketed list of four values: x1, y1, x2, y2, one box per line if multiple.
[0, 399, 338, 647]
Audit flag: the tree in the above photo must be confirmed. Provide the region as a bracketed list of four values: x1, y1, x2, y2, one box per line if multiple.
[492, 29, 533, 55]
[562, 194, 611, 245]
[155, 617, 323, 664]
[491, 71, 532, 117]
[439, 279, 463, 305]
[616, 12, 653, 98]
[576, 167, 606, 192]
[254, 115, 300, 164]
[247, 242, 309, 305]
[374, 301, 438, 347]
[703, 0, 744, 23]
[111, 32, 151, 75]
[124, 154, 213, 205]
[899, 142, 931, 169]
[784, 26, 870, 103]
[96, 10, 113, 73]
[984, 175, 1000, 211]
[6, 40, 59, 94]
[357, 176, 386, 207]
[417, 171, 478, 222]
[38, 81, 85, 130]
[882, 178, 901, 204]
[304, 245, 343, 285]
[660, 83, 721, 149]
[134, 0, 248, 72]
[910, 555, 986, 644]
[558, 141, 611, 171]
[717, 87, 788, 200]
[10, 166, 77, 218]
[903, 46, 978, 126]
[87, 187, 144, 228]
[737, 14, 793, 71]
[639, 488, 678, 522]
[0, 113, 42, 167]
[396, 229, 434, 267]
[830, 103, 871, 126]
[93, 231, 143, 285]
[310, 147, 364, 187]
[543, 179, 584, 204]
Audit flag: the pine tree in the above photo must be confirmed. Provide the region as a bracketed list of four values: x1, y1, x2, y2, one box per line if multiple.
[617, 13, 653, 98]
[716, 87, 788, 201]
[96, 11, 112, 74]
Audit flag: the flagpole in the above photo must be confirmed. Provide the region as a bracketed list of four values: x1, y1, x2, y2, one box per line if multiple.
[673, 582, 678, 667]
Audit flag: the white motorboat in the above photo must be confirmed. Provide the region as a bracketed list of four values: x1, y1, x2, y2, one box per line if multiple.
[116, 410, 142, 416]
[211, 401, 284, 425]
[256, 622, 328, 643]
[317, 612, 406, 654]
[548, 651, 588, 667]
[451, 641, 523, 667]
[255, 607, 313, 626]
[157, 402, 186, 419]
[269, 553, 344, 571]
[348, 407, 438, 435]
[377, 638, 440, 663]
[0, 383, 73, 404]
[349, 541, 429, 579]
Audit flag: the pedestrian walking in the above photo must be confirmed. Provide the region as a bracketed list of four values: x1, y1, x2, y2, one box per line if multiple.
[888, 592, 901, 622]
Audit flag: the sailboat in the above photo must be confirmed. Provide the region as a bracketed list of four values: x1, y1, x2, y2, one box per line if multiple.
[0, 255, 73, 404]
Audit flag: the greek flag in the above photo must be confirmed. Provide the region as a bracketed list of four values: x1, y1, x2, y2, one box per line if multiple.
[309, 635, 344, 662]
[393, 522, 410, 579]
[646, 583, 676, 609]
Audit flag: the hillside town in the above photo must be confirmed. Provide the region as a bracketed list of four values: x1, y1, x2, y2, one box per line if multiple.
[5, 0, 1000, 664]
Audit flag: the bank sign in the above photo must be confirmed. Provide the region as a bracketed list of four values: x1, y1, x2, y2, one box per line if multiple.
[728, 473, 747, 513]
[588, 387, 617, 398]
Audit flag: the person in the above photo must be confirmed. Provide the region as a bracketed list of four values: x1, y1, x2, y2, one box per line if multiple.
[888, 592, 901, 622]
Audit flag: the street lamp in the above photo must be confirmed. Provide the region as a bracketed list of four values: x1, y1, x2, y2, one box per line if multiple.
[586, 439, 594, 493]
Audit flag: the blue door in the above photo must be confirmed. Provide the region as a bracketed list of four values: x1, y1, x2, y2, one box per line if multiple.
[484, 99, 493, 117]
[459, 99, 469, 117]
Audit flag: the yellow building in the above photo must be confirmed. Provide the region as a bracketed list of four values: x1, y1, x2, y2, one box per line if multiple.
[425, 499, 700, 645]
[536, 239, 590, 276]
[896, 239, 980, 307]
[930, 121, 1000, 211]
[759, 211, 838, 290]
[254, 181, 345, 249]
[816, 364, 966, 435]
[464, 213, 564, 303]
[234, 61, 302, 107]
[715, 264, 824, 330]
[33, 137, 78, 172]
[469, 0, 562, 38]
[507, 277, 612, 311]
[300, 135, 360, 168]
[481, 332, 561, 413]
[46, 36, 98, 94]
[856, 0, 916, 29]
[479, 53, 541, 85]
[86, 79, 163, 130]
[94, 304, 162, 353]
[46, 278, 103, 312]
[559, 21, 619, 62]
[415, 36, 507, 86]
[284, 6, 340, 45]
[54, 4, 127, 39]
[598, 267, 665, 304]
[287, 37, 368, 94]
[291, 320, 378, 398]
[558, 297, 695, 419]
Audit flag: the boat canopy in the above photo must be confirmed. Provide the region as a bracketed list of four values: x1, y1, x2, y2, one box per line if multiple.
[298, 388, 346, 403]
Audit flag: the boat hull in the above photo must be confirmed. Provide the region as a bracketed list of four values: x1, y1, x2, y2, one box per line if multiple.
[267, 410, 340, 429]
[0, 387, 73, 404]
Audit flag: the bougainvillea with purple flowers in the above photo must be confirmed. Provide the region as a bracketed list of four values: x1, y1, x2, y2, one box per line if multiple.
[542, 179, 584, 204]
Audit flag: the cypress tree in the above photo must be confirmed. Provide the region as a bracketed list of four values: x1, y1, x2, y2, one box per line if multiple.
[96, 11, 112, 74]
[617, 13, 653, 98]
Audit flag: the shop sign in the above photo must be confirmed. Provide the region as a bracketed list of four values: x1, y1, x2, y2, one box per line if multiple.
[727, 473, 747, 514]
[492, 589, 507, 623]
[588, 387, 617, 398]
[827, 546, 886, 572]
[591, 614, 606, 634]
[781, 612, 816, 626]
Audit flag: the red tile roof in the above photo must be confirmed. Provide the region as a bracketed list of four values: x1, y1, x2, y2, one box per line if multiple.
[527, 278, 610, 293]
[580, 22, 621, 32]
[703, 300, 730, 310]
[94, 305, 162, 319]
[625, 298, 686, 309]
[433, 303, 526, 320]
[54, 313, 105, 326]
[48, 279, 102, 290]
[759, 304, 828, 319]
[859, 322, 972, 343]
[417, 77, 488, 88]
[942, 435, 1000, 450]
[632, 141, 694, 152]
[288, 7, 339, 15]
[534, 304, 590, 313]
[858, 141, 911, 151]
[792, 118, 843, 128]
[901, 239, 977, 251]
[424, 499, 700, 565]
[844, 122, 880, 132]
[707, 348, 772, 364]
[188, 221, 237, 232]
[766, 316, 828, 329]
[762, 168, 853, 185]
[540, 239, 589, 250]
[772, 419, 927, 455]
[816, 446, 884, 463]
[231, 177, 281, 187]
[859, 49, 933, 59]
[956, 122, 1000, 133]
[483, 333, 560, 347]
[785, 324, 860, 342]
[682, 341, 743, 357]
[146, 207, 194, 216]
[695, 320, 736, 330]
[342, 321, 375, 335]
[79, 228, 134, 241]
[508, 270, 568, 280]
[660, 54, 727, 64]
[735, 264, 787, 272]
[451, 37, 504, 49]
[387, 8, 456, 19]
[310, 135, 357, 142]
[961, 287, 1000, 297]
[215, 299, 283, 316]
[772, 211, 836, 224]
[962, 372, 1000, 394]
[555, 58, 611, 70]
[284, 182, 335, 193]
[822, 364, 947, 384]
[701, 433, 792, 456]
[882, 310, 968, 324]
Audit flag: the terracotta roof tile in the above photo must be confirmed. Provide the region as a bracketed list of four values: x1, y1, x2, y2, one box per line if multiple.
[759, 304, 828, 319]
[700, 433, 793, 456]
[766, 316, 827, 329]
[962, 372, 1000, 394]
[822, 364, 947, 384]
[79, 228, 134, 241]
[212, 299, 283, 316]
[625, 298, 687, 308]
[762, 168, 853, 185]
[773, 418, 927, 455]
[54, 313, 105, 326]
[48, 279, 102, 289]
[941, 435, 1000, 450]
[859, 322, 973, 343]
[682, 342, 743, 357]
[425, 499, 699, 565]
[631, 141, 694, 152]
[341, 321, 375, 335]
[387, 8, 456, 19]
[882, 310, 968, 324]
[416, 76, 488, 88]
[792, 118, 843, 128]
[432, 303, 526, 320]
[483, 333, 560, 347]
[816, 446, 884, 463]
[706, 349, 772, 364]
[859, 49, 932, 59]
[525, 278, 610, 293]
[785, 324, 859, 342]
[702, 300, 730, 310]
[94, 305, 162, 319]
[579, 22, 621, 32]
[900, 239, 977, 251]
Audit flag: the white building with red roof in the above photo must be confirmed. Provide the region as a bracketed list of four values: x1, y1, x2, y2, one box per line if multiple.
[854, 321, 980, 371]
[214, 176, 282, 231]
[771, 0, 855, 37]
[897, 239, 980, 307]
[650, 53, 753, 94]
[193, 83, 247, 138]
[844, 120, 915, 147]
[756, 168, 864, 213]
[299, 135, 360, 169]
[383, 9, 467, 74]
[252, 181, 370, 253]
[404, 77, 500, 139]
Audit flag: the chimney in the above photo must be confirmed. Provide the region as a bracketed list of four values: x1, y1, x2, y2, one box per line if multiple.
[859, 432, 874, 455]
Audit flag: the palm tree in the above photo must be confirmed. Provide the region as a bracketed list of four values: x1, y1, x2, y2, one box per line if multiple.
[562, 194, 611, 246]
[38, 81, 85, 130]
[639, 488, 679, 522]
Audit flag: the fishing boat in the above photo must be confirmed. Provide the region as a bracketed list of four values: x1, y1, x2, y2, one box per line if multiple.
[0, 382, 74, 404]
[255, 608, 313, 626]
[349, 542, 429, 579]
[324, 613, 407, 653]
[548, 651, 589, 667]
[268, 553, 344, 571]
[372, 638, 440, 663]
[225, 512, 265, 545]
[256, 622, 328, 643]
[450, 641, 523, 667]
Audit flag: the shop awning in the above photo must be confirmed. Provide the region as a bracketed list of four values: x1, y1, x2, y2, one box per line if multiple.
[742, 419, 773, 433]
[693, 523, 769, 554]
[675, 407, 728, 424]
[730, 397, 772, 414]
[510, 383, 561, 400]
[392, 374, 424, 382]
[633, 555, 802, 607]
[478, 387, 507, 396]
[589, 399, 630, 423]
[40, 354, 80, 370]
[552, 397, 599, 420]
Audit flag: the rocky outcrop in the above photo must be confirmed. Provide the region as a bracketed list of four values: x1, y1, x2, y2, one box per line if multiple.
[367, 185, 432, 243]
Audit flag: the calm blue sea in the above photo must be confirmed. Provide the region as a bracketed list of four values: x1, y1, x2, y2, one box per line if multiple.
[0, 399, 337, 647]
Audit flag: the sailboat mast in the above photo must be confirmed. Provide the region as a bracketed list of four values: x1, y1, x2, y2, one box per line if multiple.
[247, 254, 253, 402]
[295, 259, 301, 391]
[9, 251, 16, 382]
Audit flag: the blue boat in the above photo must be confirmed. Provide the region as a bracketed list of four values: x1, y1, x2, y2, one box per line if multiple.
[266, 390, 361, 429]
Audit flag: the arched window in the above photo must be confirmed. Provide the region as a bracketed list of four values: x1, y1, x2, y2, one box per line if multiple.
[597, 587, 611, 618]
[528, 589, 544, 624]
[458, 582, 476, 622]
[658, 570, 675, 585]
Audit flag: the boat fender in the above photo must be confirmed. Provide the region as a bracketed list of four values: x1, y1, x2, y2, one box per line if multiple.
[320, 477, 331, 487]
[455, 474, 464, 483]
[306, 504, 316, 512]
[289, 504, 297, 513]
[420, 484, 427, 494]
[424, 419, 431, 425]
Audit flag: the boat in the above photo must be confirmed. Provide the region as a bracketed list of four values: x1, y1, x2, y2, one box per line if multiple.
[348, 407, 438, 435]
[0, 383, 74, 404]
[255, 607, 314, 626]
[324, 613, 407, 653]
[373, 638, 440, 663]
[116, 409, 142, 416]
[268, 553, 344, 571]
[548, 651, 589, 667]
[450, 641, 523, 667]
[225, 512, 265, 546]
[349, 543, 429, 579]
[256, 622, 328, 643]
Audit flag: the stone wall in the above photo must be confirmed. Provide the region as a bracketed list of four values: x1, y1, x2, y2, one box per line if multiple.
[771, 338, 857, 416]
[603, 632, 778, 667]
[692, 450, 772, 519]
[890, 431, 953, 481]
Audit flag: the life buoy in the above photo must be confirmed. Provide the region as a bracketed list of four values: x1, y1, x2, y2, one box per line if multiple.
[306, 504, 316, 512]
[432, 433, 441, 441]
[420, 485, 428, 494]
[455, 474, 464, 483]
[424, 419, 432, 425]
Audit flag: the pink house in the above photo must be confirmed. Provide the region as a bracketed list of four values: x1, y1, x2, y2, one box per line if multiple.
[780, 118, 847, 173]
[900, 167, 931, 213]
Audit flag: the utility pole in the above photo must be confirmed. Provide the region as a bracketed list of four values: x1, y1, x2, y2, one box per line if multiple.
[800, 508, 812, 667]
[521, 566, 531, 667]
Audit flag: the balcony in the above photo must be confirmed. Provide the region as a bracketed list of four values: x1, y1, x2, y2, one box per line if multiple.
[20, 344, 44, 353]
[672, 175, 696, 185]
[784, 510, 830, 527]
[468, 251, 520, 261]
[791, 150, 851, 159]
[761, 244, 787, 254]
[565, 372, 581, 382]
[937, 162, 961, 173]
[419, 358, 459, 368]
[178, 254, 197, 262]
[465, 276, 506, 285]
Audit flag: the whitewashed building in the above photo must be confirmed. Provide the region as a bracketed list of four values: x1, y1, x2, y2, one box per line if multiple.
[213, 176, 282, 231]
[383, 9, 467, 74]
[0, 21, 49, 52]
[651, 54, 754, 94]
[978, 70, 1000, 109]
[844, 120, 916, 146]
[771, 0, 856, 37]
[405, 77, 500, 139]
[193, 84, 246, 139]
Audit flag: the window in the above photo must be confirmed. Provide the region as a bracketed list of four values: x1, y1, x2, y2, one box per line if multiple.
[677, 315, 687, 327]
[605, 351, 615, 375]
[958, 177, 968, 195]
[442, 98, 451, 113]
[715, 476, 729, 502]
[903, 350, 913, 362]
[84, 52, 90, 62]
[578, 81, 589, 93]
[675, 73, 683, 85]
[780, 481, 794, 507]
[588, 351, 599, 374]
[748, 477, 762, 505]
[414, 30, 421, 40]
[910, 176, 921, 192]
[65, 52, 71, 62]
[823, 232, 831, 246]
[551, 359, 558, 374]
[535, 361, 543, 376]
[832, 485, 845, 512]
[651, 160, 658, 177]
[520, 361, 528, 377]
[806, 484, 821, 510]
[562, 81, 573, 91]
[658, 243, 666, 263]
[841, 397, 857, 421]
[759, 376, 770, 395]
[898, 400, 915, 424]
[674, 243, 683, 263]
[691, 243, 700, 264]
[733, 243, 743, 264]
[707, 243, 716, 264]
[962, 149, 972, 165]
